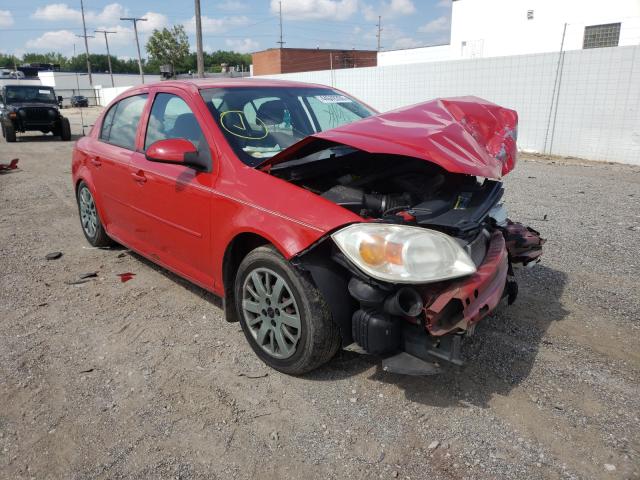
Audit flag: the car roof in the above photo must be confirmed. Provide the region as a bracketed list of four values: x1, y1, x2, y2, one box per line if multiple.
[125, 77, 330, 95]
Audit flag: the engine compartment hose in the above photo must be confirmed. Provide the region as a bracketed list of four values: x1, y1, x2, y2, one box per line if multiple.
[383, 287, 424, 317]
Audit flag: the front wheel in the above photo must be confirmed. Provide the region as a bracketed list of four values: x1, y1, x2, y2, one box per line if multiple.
[234, 246, 341, 375]
[76, 181, 113, 247]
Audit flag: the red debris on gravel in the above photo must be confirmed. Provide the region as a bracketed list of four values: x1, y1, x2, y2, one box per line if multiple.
[117, 272, 136, 283]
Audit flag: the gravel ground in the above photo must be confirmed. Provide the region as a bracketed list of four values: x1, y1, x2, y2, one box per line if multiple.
[1, 107, 639, 480]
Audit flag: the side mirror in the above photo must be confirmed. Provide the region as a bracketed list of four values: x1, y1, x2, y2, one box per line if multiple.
[145, 138, 199, 166]
[57, 96, 63, 107]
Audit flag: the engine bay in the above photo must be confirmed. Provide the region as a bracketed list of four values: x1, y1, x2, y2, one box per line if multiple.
[269, 146, 504, 240]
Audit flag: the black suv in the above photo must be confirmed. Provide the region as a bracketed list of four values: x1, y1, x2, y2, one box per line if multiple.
[0, 85, 71, 142]
[70, 95, 89, 107]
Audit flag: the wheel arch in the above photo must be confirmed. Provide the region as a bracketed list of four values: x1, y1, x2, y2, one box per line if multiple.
[221, 231, 273, 322]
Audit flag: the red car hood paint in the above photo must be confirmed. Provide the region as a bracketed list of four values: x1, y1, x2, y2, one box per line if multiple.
[261, 96, 518, 179]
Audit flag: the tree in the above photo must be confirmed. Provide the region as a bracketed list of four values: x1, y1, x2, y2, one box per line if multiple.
[22, 52, 67, 67]
[0, 53, 19, 69]
[145, 24, 190, 75]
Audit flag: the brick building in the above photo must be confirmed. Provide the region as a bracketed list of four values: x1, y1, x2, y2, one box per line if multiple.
[251, 48, 377, 76]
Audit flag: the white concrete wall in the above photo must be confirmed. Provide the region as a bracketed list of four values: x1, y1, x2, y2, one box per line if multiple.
[0, 79, 42, 87]
[38, 71, 161, 89]
[378, 45, 452, 66]
[95, 85, 134, 107]
[258, 45, 640, 166]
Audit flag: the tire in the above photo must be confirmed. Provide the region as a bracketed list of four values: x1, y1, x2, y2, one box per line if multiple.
[59, 117, 71, 141]
[4, 123, 16, 142]
[234, 245, 341, 375]
[76, 181, 113, 247]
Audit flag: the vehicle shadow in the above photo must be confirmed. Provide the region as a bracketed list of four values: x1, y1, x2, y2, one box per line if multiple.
[307, 265, 569, 408]
[125, 250, 223, 310]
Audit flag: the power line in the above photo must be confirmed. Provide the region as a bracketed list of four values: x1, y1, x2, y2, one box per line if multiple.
[95, 30, 116, 87]
[120, 17, 147, 84]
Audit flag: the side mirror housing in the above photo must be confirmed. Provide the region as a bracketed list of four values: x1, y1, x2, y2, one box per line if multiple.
[57, 96, 63, 107]
[145, 138, 200, 167]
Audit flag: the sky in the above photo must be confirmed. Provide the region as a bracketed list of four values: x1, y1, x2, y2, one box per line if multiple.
[0, 0, 452, 59]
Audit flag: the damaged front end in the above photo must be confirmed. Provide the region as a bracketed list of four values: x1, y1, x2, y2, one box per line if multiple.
[268, 97, 545, 374]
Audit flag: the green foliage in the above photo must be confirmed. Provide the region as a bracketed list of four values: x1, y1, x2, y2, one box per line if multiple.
[1, 32, 252, 76]
[145, 25, 190, 73]
[0, 53, 19, 69]
[22, 52, 67, 66]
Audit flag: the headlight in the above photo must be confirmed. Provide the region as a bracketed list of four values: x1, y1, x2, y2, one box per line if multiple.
[332, 223, 476, 284]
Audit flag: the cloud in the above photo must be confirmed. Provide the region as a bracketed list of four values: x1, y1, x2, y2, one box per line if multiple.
[363, 0, 416, 21]
[225, 37, 259, 53]
[0, 10, 14, 27]
[216, 0, 248, 11]
[391, 36, 422, 49]
[32, 3, 127, 24]
[136, 12, 169, 33]
[26, 30, 82, 52]
[418, 15, 449, 33]
[183, 15, 250, 34]
[25, 27, 134, 56]
[271, 0, 358, 21]
[436, 0, 451, 7]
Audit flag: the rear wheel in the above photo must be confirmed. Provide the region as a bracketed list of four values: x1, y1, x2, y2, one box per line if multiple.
[3, 123, 16, 142]
[76, 181, 113, 247]
[234, 245, 341, 375]
[59, 117, 71, 141]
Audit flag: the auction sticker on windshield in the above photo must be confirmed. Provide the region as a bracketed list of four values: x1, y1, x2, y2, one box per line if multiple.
[315, 95, 352, 103]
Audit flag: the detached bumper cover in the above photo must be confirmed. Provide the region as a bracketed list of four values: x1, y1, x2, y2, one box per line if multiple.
[423, 231, 508, 336]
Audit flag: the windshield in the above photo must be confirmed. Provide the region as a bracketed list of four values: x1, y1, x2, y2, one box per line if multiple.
[5, 86, 56, 104]
[200, 86, 375, 166]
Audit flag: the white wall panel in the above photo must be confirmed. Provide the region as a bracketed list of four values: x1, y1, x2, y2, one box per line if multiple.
[259, 45, 640, 165]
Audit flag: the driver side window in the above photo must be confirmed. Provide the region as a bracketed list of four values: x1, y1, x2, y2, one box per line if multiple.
[145, 93, 212, 168]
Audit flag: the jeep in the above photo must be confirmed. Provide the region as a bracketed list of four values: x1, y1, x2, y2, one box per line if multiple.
[0, 85, 71, 142]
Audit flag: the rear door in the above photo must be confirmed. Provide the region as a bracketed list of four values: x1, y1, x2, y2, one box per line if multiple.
[128, 89, 215, 288]
[90, 93, 148, 248]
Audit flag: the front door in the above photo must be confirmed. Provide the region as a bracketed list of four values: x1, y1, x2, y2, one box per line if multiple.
[128, 90, 214, 288]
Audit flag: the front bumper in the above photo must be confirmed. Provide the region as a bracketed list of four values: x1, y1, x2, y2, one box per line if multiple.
[422, 231, 508, 336]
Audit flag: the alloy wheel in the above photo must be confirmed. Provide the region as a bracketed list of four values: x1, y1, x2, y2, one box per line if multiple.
[241, 267, 302, 359]
[79, 186, 98, 238]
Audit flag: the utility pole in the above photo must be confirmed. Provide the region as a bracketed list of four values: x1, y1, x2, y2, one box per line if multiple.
[121, 17, 147, 84]
[376, 16, 382, 51]
[79, 0, 93, 85]
[95, 30, 116, 87]
[277, 1, 285, 48]
[76, 33, 94, 84]
[194, 0, 205, 77]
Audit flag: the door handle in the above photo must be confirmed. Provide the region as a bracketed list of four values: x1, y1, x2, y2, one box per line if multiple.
[131, 170, 147, 183]
[89, 156, 101, 167]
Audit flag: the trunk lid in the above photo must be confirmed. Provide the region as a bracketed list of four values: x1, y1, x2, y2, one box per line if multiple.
[259, 96, 518, 179]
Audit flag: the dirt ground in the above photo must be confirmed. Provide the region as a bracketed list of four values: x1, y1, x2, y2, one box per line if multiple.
[1, 107, 639, 480]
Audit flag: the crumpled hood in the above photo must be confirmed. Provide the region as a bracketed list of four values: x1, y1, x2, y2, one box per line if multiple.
[261, 96, 518, 179]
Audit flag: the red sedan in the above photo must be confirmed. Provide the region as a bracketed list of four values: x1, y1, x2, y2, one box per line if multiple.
[72, 79, 543, 375]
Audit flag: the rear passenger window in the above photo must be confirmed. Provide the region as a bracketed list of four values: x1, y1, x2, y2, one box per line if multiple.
[99, 94, 147, 150]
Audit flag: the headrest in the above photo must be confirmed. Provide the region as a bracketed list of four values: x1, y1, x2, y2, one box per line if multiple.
[256, 100, 286, 125]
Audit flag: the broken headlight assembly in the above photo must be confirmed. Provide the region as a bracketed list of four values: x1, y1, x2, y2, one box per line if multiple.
[332, 223, 477, 284]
